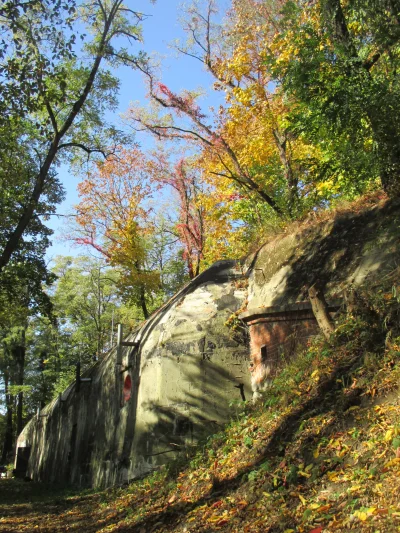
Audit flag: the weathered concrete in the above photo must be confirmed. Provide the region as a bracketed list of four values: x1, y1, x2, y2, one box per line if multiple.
[16, 199, 400, 487]
[17, 260, 251, 487]
[245, 199, 400, 312]
[240, 198, 400, 398]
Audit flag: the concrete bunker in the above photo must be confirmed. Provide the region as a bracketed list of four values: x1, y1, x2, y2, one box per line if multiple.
[15, 199, 400, 487]
[17, 260, 252, 487]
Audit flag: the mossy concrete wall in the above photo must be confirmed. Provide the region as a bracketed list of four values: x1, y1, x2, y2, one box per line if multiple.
[17, 199, 400, 487]
[17, 260, 251, 487]
[245, 199, 400, 312]
[239, 199, 400, 391]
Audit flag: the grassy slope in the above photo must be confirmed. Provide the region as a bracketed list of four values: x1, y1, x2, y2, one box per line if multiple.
[1, 268, 400, 533]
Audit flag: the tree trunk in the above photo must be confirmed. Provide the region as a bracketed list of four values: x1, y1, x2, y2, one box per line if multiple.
[194, 251, 201, 277]
[13, 328, 26, 436]
[309, 283, 335, 340]
[39, 350, 49, 409]
[1, 371, 14, 464]
[0, 6, 114, 274]
[139, 285, 149, 319]
[273, 129, 298, 216]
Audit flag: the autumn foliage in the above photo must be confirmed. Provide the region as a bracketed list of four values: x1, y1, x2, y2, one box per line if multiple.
[74, 0, 400, 300]
[74, 148, 159, 317]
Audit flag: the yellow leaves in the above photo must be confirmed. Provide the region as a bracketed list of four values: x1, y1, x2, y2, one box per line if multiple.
[354, 510, 368, 521]
[74, 147, 158, 285]
[226, 52, 251, 79]
[308, 502, 321, 510]
[232, 87, 253, 106]
[298, 469, 311, 478]
[316, 178, 342, 197]
[348, 21, 363, 35]
[346, 405, 360, 412]
[298, 494, 307, 505]
[383, 458, 400, 468]
[384, 428, 398, 442]
[327, 471, 340, 482]
[354, 507, 376, 522]
[381, 426, 394, 443]
[327, 437, 343, 450]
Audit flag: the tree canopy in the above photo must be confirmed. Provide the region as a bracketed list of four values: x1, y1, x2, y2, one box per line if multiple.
[0, 0, 148, 274]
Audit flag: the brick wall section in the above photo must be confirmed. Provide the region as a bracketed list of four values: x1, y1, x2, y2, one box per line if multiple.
[240, 301, 341, 380]
[247, 311, 319, 378]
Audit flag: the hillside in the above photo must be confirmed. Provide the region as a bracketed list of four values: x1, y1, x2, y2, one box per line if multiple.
[1, 205, 399, 532]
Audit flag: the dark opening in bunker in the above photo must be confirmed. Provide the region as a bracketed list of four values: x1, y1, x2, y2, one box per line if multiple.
[14, 446, 31, 477]
[173, 416, 193, 437]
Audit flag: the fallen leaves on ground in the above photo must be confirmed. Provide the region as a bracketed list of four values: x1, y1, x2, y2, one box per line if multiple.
[1, 313, 400, 532]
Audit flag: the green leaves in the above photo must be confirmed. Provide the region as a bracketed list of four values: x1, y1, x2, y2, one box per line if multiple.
[0, 0, 150, 277]
[393, 437, 400, 451]
[273, 0, 400, 196]
[243, 436, 253, 448]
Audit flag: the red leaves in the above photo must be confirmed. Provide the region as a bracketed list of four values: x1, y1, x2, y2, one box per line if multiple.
[156, 82, 205, 121]
[157, 83, 170, 96]
[309, 527, 324, 533]
[74, 237, 110, 258]
[215, 518, 229, 527]
[211, 500, 224, 509]
[158, 158, 205, 278]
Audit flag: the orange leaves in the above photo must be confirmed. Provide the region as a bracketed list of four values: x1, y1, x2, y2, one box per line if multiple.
[75, 147, 155, 258]
[72, 148, 163, 314]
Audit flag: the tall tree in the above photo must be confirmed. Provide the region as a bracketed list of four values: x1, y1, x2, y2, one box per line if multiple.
[127, 64, 285, 216]
[0, 255, 54, 462]
[0, 0, 150, 274]
[51, 256, 120, 361]
[271, 0, 400, 196]
[127, 0, 323, 219]
[175, 0, 306, 216]
[73, 149, 160, 318]
[150, 155, 206, 278]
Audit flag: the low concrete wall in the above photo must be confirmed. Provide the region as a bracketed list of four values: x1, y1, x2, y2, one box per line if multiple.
[17, 261, 252, 487]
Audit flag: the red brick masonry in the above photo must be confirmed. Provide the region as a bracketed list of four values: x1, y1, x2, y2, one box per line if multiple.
[239, 301, 341, 397]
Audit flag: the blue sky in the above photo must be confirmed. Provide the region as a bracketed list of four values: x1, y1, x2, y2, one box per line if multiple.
[46, 0, 228, 261]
